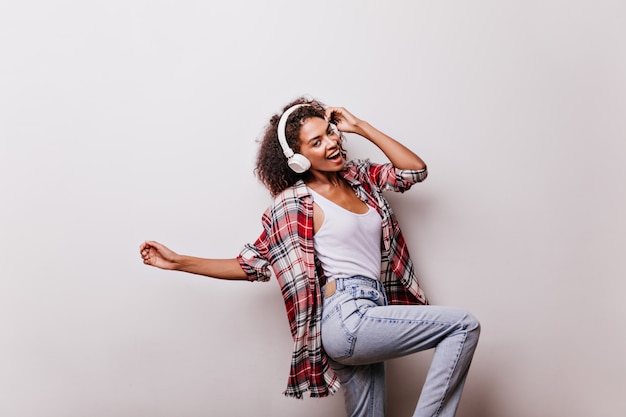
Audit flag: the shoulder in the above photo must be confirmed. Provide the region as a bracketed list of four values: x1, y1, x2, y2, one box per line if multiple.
[341, 158, 385, 184]
[272, 180, 311, 205]
[263, 180, 311, 222]
[341, 158, 372, 179]
[344, 158, 371, 172]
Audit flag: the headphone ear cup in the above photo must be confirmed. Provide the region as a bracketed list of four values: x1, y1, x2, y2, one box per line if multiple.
[287, 153, 311, 173]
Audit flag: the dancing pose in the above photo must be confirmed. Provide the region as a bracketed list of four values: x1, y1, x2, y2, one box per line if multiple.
[140, 97, 480, 417]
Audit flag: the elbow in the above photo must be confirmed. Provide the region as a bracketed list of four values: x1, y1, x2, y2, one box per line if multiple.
[407, 158, 427, 172]
[418, 166, 428, 182]
[396, 161, 426, 171]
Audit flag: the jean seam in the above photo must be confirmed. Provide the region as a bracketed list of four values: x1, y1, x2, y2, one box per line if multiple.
[433, 330, 467, 417]
[361, 316, 455, 327]
[367, 370, 377, 417]
[323, 302, 359, 361]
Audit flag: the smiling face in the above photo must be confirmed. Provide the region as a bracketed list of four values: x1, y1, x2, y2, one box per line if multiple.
[298, 117, 344, 173]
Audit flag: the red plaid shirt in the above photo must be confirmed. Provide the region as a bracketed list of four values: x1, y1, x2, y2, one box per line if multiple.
[237, 160, 428, 398]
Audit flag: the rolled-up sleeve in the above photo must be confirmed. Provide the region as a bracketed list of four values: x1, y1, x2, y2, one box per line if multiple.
[394, 166, 428, 189]
[237, 214, 273, 282]
[237, 241, 272, 282]
[368, 162, 428, 193]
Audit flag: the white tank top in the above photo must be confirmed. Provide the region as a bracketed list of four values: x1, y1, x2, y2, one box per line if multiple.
[309, 188, 382, 281]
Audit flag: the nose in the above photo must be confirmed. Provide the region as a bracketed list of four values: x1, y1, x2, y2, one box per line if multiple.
[324, 136, 340, 150]
[325, 130, 341, 146]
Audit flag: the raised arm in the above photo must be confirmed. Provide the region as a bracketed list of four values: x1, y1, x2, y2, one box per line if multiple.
[326, 107, 427, 171]
[140, 240, 248, 280]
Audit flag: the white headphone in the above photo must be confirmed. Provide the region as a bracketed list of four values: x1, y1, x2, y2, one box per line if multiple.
[276, 103, 312, 173]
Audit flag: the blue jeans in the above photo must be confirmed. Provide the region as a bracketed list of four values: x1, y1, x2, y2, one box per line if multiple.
[321, 276, 480, 417]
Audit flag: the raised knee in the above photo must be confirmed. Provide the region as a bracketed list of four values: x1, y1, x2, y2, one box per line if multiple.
[463, 311, 481, 336]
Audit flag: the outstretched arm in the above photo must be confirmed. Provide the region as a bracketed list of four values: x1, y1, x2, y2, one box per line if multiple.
[326, 107, 427, 171]
[140, 240, 248, 280]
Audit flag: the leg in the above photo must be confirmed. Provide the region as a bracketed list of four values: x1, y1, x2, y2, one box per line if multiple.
[322, 277, 480, 417]
[352, 305, 480, 417]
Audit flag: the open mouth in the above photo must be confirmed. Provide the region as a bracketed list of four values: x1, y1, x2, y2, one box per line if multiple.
[327, 150, 341, 160]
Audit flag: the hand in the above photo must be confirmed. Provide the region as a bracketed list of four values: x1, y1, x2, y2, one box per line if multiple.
[325, 107, 363, 134]
[140, 240, 179, 270]
[327, 106, 426, 170]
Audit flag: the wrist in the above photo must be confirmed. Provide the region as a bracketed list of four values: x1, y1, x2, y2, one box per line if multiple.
[354, 120, 376, 140]
[172, 253, 187, 271]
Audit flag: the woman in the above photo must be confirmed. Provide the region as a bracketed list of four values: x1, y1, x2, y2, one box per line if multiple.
[140, 97, 480, 417]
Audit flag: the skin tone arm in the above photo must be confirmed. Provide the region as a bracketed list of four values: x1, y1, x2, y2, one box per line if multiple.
[140, 240, 248, 280]
[326, 107, 427, 171]
[141, 105, 422, 278]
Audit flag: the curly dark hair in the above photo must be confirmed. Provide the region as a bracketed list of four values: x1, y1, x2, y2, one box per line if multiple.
[255, 96, 345, 196]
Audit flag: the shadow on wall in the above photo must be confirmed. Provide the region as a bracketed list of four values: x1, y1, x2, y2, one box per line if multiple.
[455, 369, 495, 417]
[385, 352, 431, 416]
[385, 350, 494, 417]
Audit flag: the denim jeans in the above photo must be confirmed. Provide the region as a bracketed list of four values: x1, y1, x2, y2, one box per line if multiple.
[321, 276, 480, 417]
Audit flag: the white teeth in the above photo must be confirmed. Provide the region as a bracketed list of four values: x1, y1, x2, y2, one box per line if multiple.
[328, 151, 340, 159]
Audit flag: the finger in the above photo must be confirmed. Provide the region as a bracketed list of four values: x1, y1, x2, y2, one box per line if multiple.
[325, 107, 340, 121]
[142, 241, 161, 253]
[140, 240, 158, 251]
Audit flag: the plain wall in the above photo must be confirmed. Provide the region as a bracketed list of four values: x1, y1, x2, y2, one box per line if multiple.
[1, 1, 625, 416]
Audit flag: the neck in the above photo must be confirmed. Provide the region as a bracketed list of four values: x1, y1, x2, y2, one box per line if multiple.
[307, 171, 342, 189]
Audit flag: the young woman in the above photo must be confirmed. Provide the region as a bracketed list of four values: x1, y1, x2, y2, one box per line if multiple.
[140, 97, 480, 417]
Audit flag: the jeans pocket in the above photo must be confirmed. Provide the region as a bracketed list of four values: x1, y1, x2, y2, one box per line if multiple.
[322, 283, 385, 362]
[321, 302, 358, 361]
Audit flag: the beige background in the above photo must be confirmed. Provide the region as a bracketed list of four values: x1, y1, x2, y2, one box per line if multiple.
[1, 1, 625, 416]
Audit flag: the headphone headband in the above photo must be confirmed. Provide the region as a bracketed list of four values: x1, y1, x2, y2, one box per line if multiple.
[276, 103, 309, 159]
[276, 103, 312, 173]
